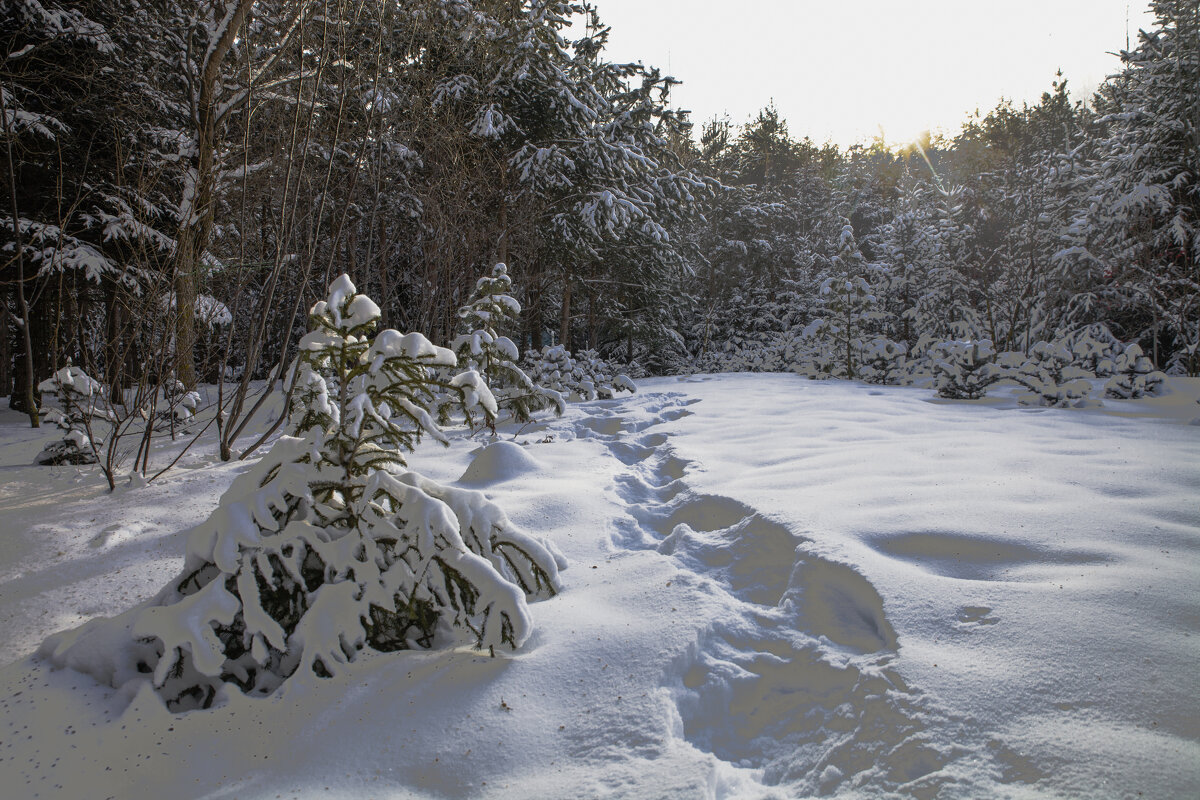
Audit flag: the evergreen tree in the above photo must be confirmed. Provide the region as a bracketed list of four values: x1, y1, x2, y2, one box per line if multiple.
[449, 263, 563, 427]
[1105, 343, 1167, 398]
[34, 363, 104, 465]
[42, 276, 564, 710]
[807, 224, 878, 378]
[1066, 1, 1200, 373]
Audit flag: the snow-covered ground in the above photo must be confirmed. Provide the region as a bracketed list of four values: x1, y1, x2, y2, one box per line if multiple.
[1, 373, 1198, 799]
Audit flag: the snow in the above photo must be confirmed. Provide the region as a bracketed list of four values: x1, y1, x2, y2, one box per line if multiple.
[1, 373, 1198, 798]
[458, 440, 545, 486]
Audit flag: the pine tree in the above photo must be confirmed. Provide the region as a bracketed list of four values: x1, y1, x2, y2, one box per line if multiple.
[1067, 1, 1200, 373]
[808, 224, 878, 378]
[1011, 340, 1094, 407]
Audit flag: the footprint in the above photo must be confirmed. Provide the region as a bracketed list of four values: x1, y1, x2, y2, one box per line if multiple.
[88, 521, 155, 548]
[956, 606, 999, 626]
[607, 441, 655, 465]
[649, 494, 753, 537]
[580, 417, 627, 436]
[89, 524, 122, 548]
[658, 513, 803, 607]
[656, 455, 691, 482]
[673, 616, 946, 793]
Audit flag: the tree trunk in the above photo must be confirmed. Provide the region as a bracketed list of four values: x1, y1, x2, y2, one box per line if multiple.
[2, 85, 40, 426]
[586, 281, 597, 350]
[172, 0, 257, 388]
[104, 280, 126, 397]
[559, 272, 571, 350]
[0, 302, 12, 400]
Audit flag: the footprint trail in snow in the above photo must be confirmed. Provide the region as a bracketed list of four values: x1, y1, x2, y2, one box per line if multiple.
[569, 390, 991, 797]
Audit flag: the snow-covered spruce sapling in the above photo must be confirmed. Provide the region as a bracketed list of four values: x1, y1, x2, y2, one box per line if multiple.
[1010, 341, 1094, 407]
[573, 350, 637, 400]
[1060, 323, 1123, 377]
[35, 364, 104, 465]
[40, 276, 564, 711]
[932, 340, 1001, 400]
[1104, 344, 1167, 399]
[446, 263, 564, 428]
[857, 338, 908, 385]
[808, 225, 878, 379]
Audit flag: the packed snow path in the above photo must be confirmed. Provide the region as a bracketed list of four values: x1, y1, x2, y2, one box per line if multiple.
[589, 391, 966, 795]
[0, 374, 1198, 798]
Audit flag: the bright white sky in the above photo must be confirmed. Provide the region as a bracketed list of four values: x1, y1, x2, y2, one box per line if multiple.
[581, 0, 1157, 148]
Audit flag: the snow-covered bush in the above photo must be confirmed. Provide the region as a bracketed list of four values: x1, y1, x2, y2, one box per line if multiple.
[41, 276, 564, 711]
[857, 338, 908, 385]
[155, 378, 201, 431]
[525, 345, 635, 401]
[931, 340, 1001, 400]
[446, 263, 563, 427]
[1105, 344, 1167, 399]
[35, 364, 104, 465]
[1010, 341, 1093, 407]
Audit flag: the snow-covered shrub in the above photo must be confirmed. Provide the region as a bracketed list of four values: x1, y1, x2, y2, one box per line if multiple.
[525, 345, 635, 401]
[35, 364, 104, 465]
[857, 338, 908, 385]
[1010, 341, 1093, 407]
[446, 263, 563, 427]
[1058, 323, 1124, 377]
[931, 340, 1001, 400]
[155, 378, 201, 430]
[1105, 344, 1167, 399]
[41, 276, 564, 711]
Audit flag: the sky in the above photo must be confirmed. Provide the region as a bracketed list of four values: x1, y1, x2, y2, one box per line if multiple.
[581, 0, 1158, 148]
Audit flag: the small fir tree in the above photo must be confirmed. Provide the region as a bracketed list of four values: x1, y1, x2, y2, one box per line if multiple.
[1060, 323, 1124, 377]
[932, 340, 1001, 400]
[35, 364, 104, 465]
[447, 263, 564, 427]
[525, 345, 636, 402]
[858, 338, 908, 385]
[41, 276, 564, 711]
[1105, 344, 1167, 398]
[1011, 340, 1094, 407]
[808, 225, 878, 379]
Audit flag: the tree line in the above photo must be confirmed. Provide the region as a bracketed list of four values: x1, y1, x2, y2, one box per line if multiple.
[2, 0, 1196, 430]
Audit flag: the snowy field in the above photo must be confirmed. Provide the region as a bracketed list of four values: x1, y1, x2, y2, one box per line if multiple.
[1, 373, 1198, 799]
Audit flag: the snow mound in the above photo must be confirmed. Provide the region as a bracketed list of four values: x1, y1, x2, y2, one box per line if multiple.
[458, 440, 545, 486]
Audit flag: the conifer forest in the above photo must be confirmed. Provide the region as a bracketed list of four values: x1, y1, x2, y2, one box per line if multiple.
[3, 0, 1196, 410]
